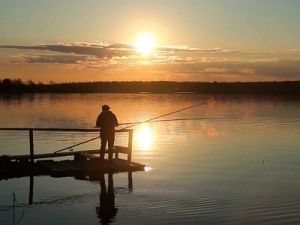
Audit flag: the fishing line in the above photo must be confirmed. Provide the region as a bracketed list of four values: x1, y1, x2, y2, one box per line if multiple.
[53, 102, 205, 154]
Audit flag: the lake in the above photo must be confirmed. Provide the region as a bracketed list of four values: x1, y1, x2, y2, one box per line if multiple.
[0, 93, 299, 225]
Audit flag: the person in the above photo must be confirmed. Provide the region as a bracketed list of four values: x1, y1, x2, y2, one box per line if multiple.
[96, 105, 119, 160]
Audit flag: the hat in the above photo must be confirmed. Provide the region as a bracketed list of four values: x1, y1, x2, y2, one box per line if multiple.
[102, 104, 110, 111]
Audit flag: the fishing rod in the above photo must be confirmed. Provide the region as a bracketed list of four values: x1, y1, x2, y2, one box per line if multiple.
[120, 102, 206, 130]
[53, 102, 205, 154]
[118, 117, 222, 126]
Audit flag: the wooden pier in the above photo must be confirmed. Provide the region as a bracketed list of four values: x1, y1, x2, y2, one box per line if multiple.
[0, 128, 145, 180]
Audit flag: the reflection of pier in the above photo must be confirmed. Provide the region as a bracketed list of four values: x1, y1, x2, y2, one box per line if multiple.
[10, 172, 133, 225]
[27, 171, 133, 207]
[0, 128, 145, 180]
[27, 173, 133, 225]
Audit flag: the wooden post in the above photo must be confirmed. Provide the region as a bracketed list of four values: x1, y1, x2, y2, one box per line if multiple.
[127, 130, 133, 162]
[29, 129, 34, 165]
[115, 147, 119, 159]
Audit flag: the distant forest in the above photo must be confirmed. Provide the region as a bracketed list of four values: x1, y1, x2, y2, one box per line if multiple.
[1, 78, 300, 95]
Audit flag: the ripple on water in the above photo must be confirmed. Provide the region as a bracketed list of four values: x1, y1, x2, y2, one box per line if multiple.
[115, 191, 300, 225]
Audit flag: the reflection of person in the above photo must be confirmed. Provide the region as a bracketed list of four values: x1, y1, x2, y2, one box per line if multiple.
[96, 105, 118, 160]
[96, 173, 118, 224]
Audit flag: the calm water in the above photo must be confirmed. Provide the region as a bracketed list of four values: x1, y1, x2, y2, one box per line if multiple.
[0, 94, 299, 225]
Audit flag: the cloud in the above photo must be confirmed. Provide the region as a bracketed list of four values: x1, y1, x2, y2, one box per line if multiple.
[253, 59, 300, 78]
[156, 46, 224, 53]
[1, 42, 300, 81]
[12, 54, 88, 64]
[0, 43, 239, 60]
[283, 50, 300, 53]
[0, 43, 134, 59]
[138, 58, 300, 81]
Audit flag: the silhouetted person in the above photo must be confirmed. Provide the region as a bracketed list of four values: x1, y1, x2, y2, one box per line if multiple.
[96, 105, 118, 160]
[96, 173, 118, 224]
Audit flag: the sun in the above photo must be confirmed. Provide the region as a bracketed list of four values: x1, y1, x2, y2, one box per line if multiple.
[133, 32, 156, 55]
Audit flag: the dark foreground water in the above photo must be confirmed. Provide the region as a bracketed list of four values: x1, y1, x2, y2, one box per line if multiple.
[0, 94, 299, 225]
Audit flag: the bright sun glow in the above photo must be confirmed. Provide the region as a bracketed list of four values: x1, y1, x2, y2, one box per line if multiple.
[136, 123, 153, 151]
[133, 32, 156, 55]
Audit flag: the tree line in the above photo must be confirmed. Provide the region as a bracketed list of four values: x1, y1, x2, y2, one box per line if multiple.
[1, 78, 300, 95]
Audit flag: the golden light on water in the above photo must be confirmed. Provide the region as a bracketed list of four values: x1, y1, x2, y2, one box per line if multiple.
[144, 167, 153, 172]
[133, 32, 156, 55]
[136, 123, 153, 151]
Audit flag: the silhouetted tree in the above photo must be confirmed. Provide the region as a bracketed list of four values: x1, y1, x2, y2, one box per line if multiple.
[1, 78, 300, 95]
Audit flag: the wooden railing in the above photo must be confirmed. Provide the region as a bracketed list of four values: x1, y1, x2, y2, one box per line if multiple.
[0, 128, 133, 163]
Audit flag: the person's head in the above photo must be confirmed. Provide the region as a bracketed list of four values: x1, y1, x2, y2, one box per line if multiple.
[102, 104, 110, 112]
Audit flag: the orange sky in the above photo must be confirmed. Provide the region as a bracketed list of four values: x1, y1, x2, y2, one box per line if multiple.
[1, 0, 300, 82]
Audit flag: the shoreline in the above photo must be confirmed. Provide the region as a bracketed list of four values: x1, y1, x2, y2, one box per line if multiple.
[1, 80, 300, 95]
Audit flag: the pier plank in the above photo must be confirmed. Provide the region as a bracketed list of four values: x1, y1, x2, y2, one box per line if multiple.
[4, 146, 129, 161]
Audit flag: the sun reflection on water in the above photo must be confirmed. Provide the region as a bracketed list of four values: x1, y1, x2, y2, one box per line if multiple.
[136, 123, 153, 151]
[144, 167, 152, 172]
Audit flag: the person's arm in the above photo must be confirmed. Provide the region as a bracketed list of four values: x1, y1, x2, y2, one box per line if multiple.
[114, 114, 119, 127]
[96, 114, 102, 127]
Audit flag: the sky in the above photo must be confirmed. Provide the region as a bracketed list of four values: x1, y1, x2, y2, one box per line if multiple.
[0, 0, 300, 82]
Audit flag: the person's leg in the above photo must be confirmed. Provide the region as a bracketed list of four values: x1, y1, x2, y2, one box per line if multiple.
[108, 136, 115, 160]
[100, 137, 107, 160]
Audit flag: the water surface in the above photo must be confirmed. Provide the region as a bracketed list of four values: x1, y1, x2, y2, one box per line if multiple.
[0, 94, 299, 225]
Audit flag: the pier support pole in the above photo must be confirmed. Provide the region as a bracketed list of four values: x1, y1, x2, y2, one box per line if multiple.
[29, 175, 34, 205]
[12, 193, 16, 225]
[128, 171, 133, 191]
[128, 130, 133, 162]
[29, 129, 34, 165]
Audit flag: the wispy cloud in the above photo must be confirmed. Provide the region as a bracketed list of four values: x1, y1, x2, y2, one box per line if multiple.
[10, 53, 89, 64]
[149, 59, 300, 81]
[0, 43, 240, 60]
[0, 43, 135, 58]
